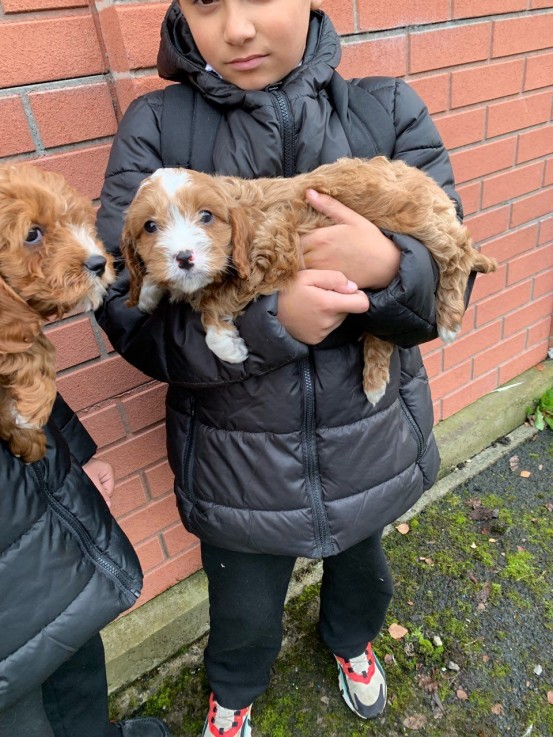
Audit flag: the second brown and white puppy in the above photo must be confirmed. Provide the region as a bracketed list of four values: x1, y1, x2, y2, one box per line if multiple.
[122, 156, 496, 403]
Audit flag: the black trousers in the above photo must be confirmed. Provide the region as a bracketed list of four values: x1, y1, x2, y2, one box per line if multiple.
[201, 530, 393, 709]
[0, 635, 118, 737]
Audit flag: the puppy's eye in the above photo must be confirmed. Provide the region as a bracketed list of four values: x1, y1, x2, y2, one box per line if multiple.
[24, 226, 43, 245]
[199, 210, 213, 225]
[144, 220, 158, 233]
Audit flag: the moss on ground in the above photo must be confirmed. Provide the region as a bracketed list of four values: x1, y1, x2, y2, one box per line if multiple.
[122, 432, 553, 736]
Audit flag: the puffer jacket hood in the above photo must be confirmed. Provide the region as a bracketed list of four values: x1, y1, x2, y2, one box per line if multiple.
[0, 395, 142, 711]
[96, 10, 463, 560]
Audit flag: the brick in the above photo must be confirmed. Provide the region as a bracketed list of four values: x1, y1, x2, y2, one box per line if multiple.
[121, 382, 167, 433]
[475, 282, 532, 327]
[430, 361, 472, 401]
[135, 537, 166, 573]
[450, 138, 516, 185]
[504, 294, 553, 337]
[487, 92, 552, 138]
[493, 13, 553, 58]
[531, 0, 553, 7]
[451, 60, 524, 108]
[453, 0, 526, 18]
[407, 74, 450, 115]
[466, 206, 511, 245]
[538, 216, 553, 245]
[525, 51, 553, 91]
[139, 547, 201, 606]
[94, 5, 132, 76]
[132, 76, 171, 101]
[442, 371, 499, 420]
[410, 23, 491, 74]
[534, 270, 553, 297]
[29, 84, 117, 149]
[4, 0, 86, 11]
[511, 189, 553, 228]
[469, 265, 507, 302]
[457, 182, 481, 216]
[145, 461, 175, 499]
[517, 127, 553, 164]
[0, 97, 34, 157]
[98, 425, 167, 481]
[507, 243, 553, 285]
[45, 317, 100, 372]
[32, 144, 111, 201]
[434, 108, 486, 151]
[119, 494, 180, 547]
[499, 343, 549, 385]
[79, 403, 126, 449]
[420, 349, 442, 381]
[111, 475, 148, 518]
[527, 317, 552, 347]
[483, 224, 540, 263]
[545, 158, 553, 187]
[358, 0, 449, 31]
[56, 354, 149, 412]
[339, 36, 407, 79]
[481, 162, 545, 209]
[324, 0, 355, 34]
[473, 332, 527, 377]
[116, 3, 167, 70]
[443, 321, 502, 370]
[162, 523, 198, 558]
[0, 16, 104, 88]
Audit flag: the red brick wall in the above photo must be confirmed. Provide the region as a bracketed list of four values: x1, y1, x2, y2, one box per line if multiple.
[1, 0, 552, 606]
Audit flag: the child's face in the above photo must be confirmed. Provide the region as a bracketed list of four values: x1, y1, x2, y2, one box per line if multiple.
[178, 0, 324, 91]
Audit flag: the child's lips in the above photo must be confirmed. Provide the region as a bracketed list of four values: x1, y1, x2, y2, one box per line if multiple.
[228, 54, 267, 71]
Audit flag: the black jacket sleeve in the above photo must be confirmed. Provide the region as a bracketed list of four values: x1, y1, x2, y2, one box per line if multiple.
[51, 394, 97, 465]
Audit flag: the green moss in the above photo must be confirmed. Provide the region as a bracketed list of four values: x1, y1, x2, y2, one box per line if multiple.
[501, 550, 536, 582]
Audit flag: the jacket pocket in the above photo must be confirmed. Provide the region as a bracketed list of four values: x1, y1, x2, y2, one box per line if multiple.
[182, 406, 197, 504]
[399, 396, 426, 463]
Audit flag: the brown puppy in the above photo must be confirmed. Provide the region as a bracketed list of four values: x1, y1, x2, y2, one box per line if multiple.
[0, 164, 114, 462]
[122, 156, 496, 403]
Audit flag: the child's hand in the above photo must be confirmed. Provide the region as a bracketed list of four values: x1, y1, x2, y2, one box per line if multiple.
[277, 270, 369, 344]
[301, 189, 400, 289]
[83, 457, 115, 509]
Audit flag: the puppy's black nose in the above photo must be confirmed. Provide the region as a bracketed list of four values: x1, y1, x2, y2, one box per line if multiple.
[176, 250, 195, 270]
[84, 255, 107, 276]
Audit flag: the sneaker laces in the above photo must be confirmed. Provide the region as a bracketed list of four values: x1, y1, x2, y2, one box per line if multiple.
[211, 703, 244, 732]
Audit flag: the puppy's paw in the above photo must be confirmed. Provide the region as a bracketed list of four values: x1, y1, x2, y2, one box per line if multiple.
[205, 325, 249, 364]
[138, 282, 164, 313]
[438, 324, 460, 344]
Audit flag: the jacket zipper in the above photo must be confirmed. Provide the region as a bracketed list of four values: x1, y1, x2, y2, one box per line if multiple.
[268, 86, 295, 178]
[182, 402, 197, 503]
[31, 466, 141, 599]
[269, 88, 332, 555]
[399, 397, 425, 462]
[300, 354, 333, 556]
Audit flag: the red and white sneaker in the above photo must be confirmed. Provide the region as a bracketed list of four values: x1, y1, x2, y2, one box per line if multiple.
[334, 642, 387, 719]
[202, 693, 252, 737]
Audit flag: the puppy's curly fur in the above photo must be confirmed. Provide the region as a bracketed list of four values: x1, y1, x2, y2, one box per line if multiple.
[122, 156, 497, 403]
[0, 164, 114, 462]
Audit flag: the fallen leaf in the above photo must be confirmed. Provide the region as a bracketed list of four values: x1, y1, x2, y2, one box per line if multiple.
[482, 654, 490, 663]
[396, 523, 410, 535]
[320, 695, 329, 705]
[456, 688, 469, 700]
[448, 661, 460, 671]
[389, 623, 408, 639]
[418, 556, 434, 565]
[533, 665, 543, 676]
[384, 653, 396, 665]
[520, 470, 531, 478]
[491, 703, 504, 715]
[403, 714, 427, 730]
[509, 455, 520, 471]
[469, 507, 499, 521]
[548, 690, 553, 705]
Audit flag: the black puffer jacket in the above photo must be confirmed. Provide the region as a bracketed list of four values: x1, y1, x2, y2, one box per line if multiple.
[0, 395, 142, 711]
[96, 8, 462, 558]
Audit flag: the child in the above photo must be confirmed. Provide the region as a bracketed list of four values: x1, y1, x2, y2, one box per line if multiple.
[96, 1, 468, 735]
[0, 394, 172, 737]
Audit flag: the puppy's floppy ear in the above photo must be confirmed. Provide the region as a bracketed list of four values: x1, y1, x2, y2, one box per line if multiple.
[229, 206, 253, 280]
[120, 226, 146, 307]
[0, 276, 42, 353]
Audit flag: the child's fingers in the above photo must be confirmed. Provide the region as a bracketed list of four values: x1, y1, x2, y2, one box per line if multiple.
[300, 268, 358, 294]
[305, 188, 357, 224]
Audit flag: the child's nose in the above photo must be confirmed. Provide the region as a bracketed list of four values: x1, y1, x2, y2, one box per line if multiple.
[222, 7, 256, 45]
